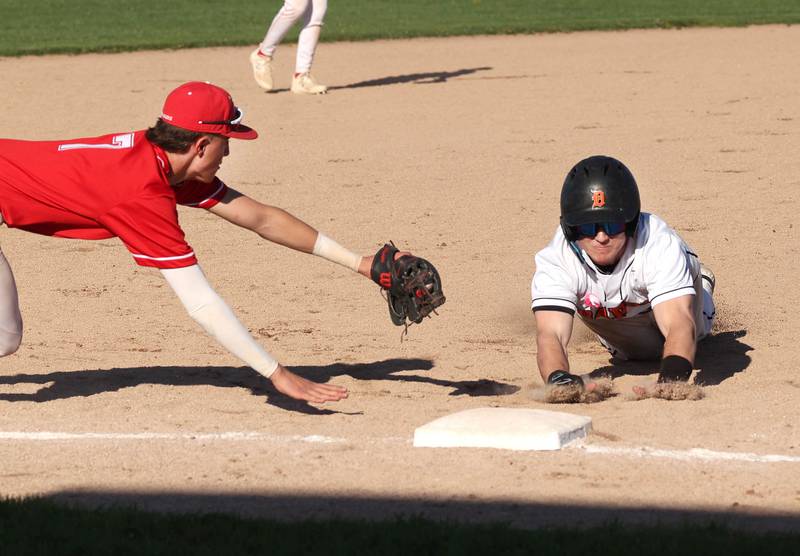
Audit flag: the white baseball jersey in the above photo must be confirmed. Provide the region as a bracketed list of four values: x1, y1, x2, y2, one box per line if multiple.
[531, 213, 699, 321]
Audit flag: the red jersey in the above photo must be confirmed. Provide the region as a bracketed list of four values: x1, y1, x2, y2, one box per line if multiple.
[0, 130, 227, 269]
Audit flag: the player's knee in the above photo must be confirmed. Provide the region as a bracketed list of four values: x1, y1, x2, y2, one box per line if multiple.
[283, 0, 310, 17]
[0, 331, 21, 357]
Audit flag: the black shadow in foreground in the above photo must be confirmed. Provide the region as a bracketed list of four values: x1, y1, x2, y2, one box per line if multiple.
[42, 490, 800, 534]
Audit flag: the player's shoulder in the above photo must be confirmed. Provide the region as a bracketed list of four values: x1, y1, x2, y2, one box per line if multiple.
[78, 130, 170, 194]
[52, 129, 145, 147]
[640, 212, 670, 230]
[636, 212, 691, 262]
[635, 212, 680, 245]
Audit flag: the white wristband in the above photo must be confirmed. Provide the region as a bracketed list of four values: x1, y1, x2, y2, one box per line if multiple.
[312, 233, 361, 272]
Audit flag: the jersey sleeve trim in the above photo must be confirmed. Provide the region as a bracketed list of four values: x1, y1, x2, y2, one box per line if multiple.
[650, 286, 696, 307]
[182, 181, 227, 208]
[532, 305, 576, 316]
[131, 250, 198, 269]
[131, 251, 196, 262]
[532, 297, 577, 312]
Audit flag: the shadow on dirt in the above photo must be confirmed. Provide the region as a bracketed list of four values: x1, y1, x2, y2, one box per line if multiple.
[588, 329, 752, 385]
[0, 358, 518, 412]
[693, 330, 753, 385]
[267, 66, 494, 93]
[296, 359, 519, 397]
[330, 66, 492, 89]
[38, 490, 800, 534]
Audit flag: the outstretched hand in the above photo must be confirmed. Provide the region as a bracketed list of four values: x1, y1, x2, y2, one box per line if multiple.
[270, 365, 348, 403]
[631, 380, 704, 401]
[539, 374, 614, 404]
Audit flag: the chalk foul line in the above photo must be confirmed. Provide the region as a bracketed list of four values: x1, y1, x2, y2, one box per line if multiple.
[0, 431, 346, 443]
[1, 431, 798, 464]
[574, 443, 800, 463]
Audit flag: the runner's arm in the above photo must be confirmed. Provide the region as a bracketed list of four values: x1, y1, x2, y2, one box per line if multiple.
[534, 309, 574, 382]
[652, 294, 696, 364]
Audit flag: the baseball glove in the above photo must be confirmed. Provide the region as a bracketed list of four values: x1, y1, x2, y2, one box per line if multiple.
[370, 242, 446, 328]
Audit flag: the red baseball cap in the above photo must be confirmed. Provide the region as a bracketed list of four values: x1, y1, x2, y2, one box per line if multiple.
[160, 81, 258, 140]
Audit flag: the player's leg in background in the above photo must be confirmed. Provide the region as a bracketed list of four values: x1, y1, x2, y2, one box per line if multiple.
[0, 247, 23, 356]
[259, 0, 311, 59]
[251, 0, 311, 91]
[696, 263, 716, 339]
[295, 0, 327, 75]
[290, 0, 328, 94]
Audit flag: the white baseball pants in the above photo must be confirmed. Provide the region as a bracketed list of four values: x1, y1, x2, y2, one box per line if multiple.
[0, 249, 23, 357]
[259, 0, 328, 74]
[582, 272, 716, 361]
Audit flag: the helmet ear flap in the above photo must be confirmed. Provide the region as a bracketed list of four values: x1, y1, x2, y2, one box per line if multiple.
[560, 217, 578, 242]
[625, 212, 640, 237]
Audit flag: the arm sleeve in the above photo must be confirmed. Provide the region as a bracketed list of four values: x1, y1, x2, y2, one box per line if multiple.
[160, 264, 279, 378]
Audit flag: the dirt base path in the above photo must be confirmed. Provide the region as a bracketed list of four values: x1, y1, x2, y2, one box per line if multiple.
[1, 25, 799, 530]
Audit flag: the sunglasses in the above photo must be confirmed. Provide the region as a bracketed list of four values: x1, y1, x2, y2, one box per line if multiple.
[573, 221, 626, 239]
[198, 107, 244, 126]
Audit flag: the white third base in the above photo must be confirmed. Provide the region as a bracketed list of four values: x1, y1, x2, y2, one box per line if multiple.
[413, 407, 592, 451]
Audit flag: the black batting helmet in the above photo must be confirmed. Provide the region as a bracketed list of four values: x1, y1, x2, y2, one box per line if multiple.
[560, 155, 641, 242]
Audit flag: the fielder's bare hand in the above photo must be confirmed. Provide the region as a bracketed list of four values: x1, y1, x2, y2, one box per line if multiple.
[270, 364, 348, 403]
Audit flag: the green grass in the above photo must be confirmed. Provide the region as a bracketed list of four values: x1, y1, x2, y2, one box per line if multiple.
[1, 497, 799, 555]
[1, 0, 799, 56]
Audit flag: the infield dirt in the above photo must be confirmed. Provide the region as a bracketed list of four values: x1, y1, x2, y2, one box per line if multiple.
[0, 25, 798, 530]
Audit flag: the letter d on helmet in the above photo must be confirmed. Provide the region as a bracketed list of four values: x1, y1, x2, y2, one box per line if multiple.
[560, 155, 641, 241]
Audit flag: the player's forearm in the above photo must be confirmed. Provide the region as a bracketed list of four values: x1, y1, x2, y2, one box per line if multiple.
[253, 205, 318, 253]
[161, 265, 279, 378]
[187, 298, 279, 377]
[536, 334, 570, 380]
[662, 326, 696, 365]
[653, 297, 697, 364]
[254, 207, 368, 274]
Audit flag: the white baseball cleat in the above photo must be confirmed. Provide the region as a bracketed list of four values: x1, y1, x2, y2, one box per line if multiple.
[249, 49, 274, 91]
[291, 72, 328, 95]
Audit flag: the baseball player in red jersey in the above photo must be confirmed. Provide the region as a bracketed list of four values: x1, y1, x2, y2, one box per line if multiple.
[531, 156, 716, 396]
[0, 81, 407, 404]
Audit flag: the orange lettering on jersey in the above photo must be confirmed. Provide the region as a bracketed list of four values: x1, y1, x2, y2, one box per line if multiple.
[592, 190, 606, 208]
